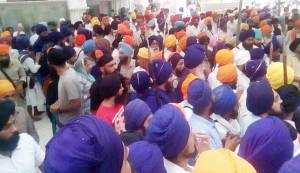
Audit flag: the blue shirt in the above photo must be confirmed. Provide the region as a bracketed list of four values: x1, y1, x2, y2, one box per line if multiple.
[188, 113, 223, 149]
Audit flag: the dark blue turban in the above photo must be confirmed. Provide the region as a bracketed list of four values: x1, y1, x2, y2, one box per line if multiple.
[60, 25, 72, 37]
[239, 29, 255, 42]
[16, 35, 30, 50]
[43, 115, 124, 173]
[213, 85, 237, 116]
[62, 46, 76, 60]
[47, 31, 64, 43]
[249, 48, 265, 60]
[184, 44, 205, 69]
[220, 19, 227, 28]
[36, 24, 48, 35]
[188, 79, 212, 109]
[265, 35, 281, 54]
[245, 60, 267, 82]
[152, 59, 173, 85]
[186, 36, 198, 48]
[279, 154, 300, 173]
[131, 71, 151, 92]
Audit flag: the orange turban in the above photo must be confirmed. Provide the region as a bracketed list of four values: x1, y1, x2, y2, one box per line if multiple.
[122, 20, 130, 28]
[261, 25, 272, 35]
[152, 52, 163, 59]
[75, 34, 86, 47]
[204, 17, 212, 24]
[178, 36, 188, 51]
[259, 20, 268, 28]
[215, 49, 234, 66]
[217, 64, 238, 83]
[123, 36, 134, 47]
[118, 24, 128, 35]
[250, 10, 258, 17]
[197, 32, 206, 39]
[0, 44, 9, 55]
[95, 50, 104, 59]
[0, 80, 15, 96]
[176, 30, 187, 40]
[126, 29, 133, 36]
[181, 73, 198, 100]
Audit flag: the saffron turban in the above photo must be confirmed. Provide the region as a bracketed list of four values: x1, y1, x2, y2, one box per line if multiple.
[215, 49, 234, 66]
[213, 85, 237, 115]
[0, 44, 9, 55]
[178, 36, 188, 51]
[117, 24, 128, 35]
[261, 25, 272, 35]
[245, 60, 267, 82]
[217, 64, 238, 84]
[181, 73, 198, 100]
[266, 62, 294, 89]
[75, 34, 86, 47]
[187, 79, 212, 109]
[176, 30, 187, 41]
[123, 36, 134, 47]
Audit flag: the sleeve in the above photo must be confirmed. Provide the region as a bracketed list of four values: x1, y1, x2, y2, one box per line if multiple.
[17, 62, 27, 82]
[24, 134, 45, 167]
[65, 77, 82, 101]
[25, 109, 40, 144]
[24, 58, 40, 74]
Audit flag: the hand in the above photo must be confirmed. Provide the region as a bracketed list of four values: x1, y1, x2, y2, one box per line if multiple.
[224, 133, 241, 151]
[35, 52, 41, 63]
[194, 131, 210, 154]
[16, 82, 24, 95]
[50, 102, 60, 114]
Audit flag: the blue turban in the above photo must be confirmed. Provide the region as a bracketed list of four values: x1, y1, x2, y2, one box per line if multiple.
[220, 19, 227, 28]
[60, 25, 71, 37]
[47, 31, 64, 43]
[16, 35, 30, 50]
[186, 36, 198, 48]
[62, 46, 76, 60]
[131, 71, 151, 92]
[238, 116, 293, 173]
[188, 79, 212, 109]
[148, 35, 157, 45]
[265, 35, 281, 54]
[245, 60, 267, 82]
[249, 48, 265, 60]
[129, 141, 167, 173]
[77, 29, 93, 40]
[253, 28, 262, 39]
[36, 24, 48, 35]
[246, 18, 253, 24]
[213, 85, 237, 116]
[239, 29, 255, 42]
[43, 115, 124, 173]
[145, 104, 190, 159]
[246, 78, 274, 115]
[125, 99, 152, 131]
[152, 59, 173, 85]
[148, 35, 163, 50]
[81, 39, 95, 54]
[174, 21, 185, 28]
[118, 42, 133, 57]
[168, 53, 183, 69]
[279, 154, 300, 173]
[147, 18, 156, 27]
[184, 44, 205, 69]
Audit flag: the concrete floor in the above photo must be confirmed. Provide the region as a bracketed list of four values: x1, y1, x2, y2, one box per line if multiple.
[35, 113, 53, 151]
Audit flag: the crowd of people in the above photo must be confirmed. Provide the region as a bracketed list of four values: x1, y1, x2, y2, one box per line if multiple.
[1, 2, 300, 173]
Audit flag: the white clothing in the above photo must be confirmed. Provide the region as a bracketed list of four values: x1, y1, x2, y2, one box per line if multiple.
[212, 114, 241, 140]
[164, 49, 173, 61]
[180, 100, 194, 120]
[74, 47, 85, 60]
[232, 43, 258, 59]
[112, 49, 120, 65]
[164, 158, 192, 173]
[133, 66, 146, 74]
[85, 23, 93, 31]
[285, 120, 300, 156]
[238, 113, 261, 136]
[237, 68, 250, 92]
[186, 25, 199, 37]
[13, 31, 25, 37]
[227, 20, 238, 36]
[104, 34, 115, 47]
[0, 133, 45, 173]
[30, 34, 39, 46]
[207, 66, 222, 90]
[9, 48, 19, 61]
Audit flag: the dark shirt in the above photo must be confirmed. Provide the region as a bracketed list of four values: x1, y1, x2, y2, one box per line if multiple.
[157, 88, 176, 107]
[174, 68, 190, 102]
[129, 88, 160, 113]
[120, 131, 144, 146]
[33, 38, 48, 54]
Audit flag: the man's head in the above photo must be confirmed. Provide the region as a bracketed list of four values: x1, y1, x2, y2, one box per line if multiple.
[47, 48, 67, 72]
[253, 28, 263, 48]
[47, 31, 65, 47]
[0, 44, 10, 68]
[277, 85, 300, 116]
[152, 59, 174, 91]
[97, 55, 116, 76]
[118, 42, 133, 64]
[239, 29, 255, 50]
[229, 13, 235, 22]
[137, 47, 149, 70]
[47, 21, 58, 32]
[164, 34, 177, 51]
[131, 71, 151, 93]
[100, 73, 124, 103]
[0, 99, 19, 153]
[245, 60, 267, 82]
[234, 50, 251, 73]
[36, 24, 48, 41]
[16, 35, 30, 51]
[265, 37, 281, 61]
[0, 80, 15, 100]
[168, 53, 184, 76]
[287, 19, 295, 30]
[217, 64, 238, 89]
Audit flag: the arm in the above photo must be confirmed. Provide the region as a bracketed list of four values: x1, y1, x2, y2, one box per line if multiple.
[59, 98, 81, 113]
[25, 58, 40, 74]
[24, 109, 40, 143]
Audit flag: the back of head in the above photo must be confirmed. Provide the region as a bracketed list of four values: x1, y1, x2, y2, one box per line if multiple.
[213, 85, 237, 116]
[215, 49, 234, 66]
[245, 60, 267, 82]
[184, 44, 205, 69]
[266, 62, 294, 89]
[47, 48, 67, 66]
[276, 84, 300, 114]
[279, 154, 300, 173]
[100, 73, 122, 99]
[187, 79, 212, 110]
[130, 71, 151, 92]
[62, 46, 76, 60]
[0, 99, 15, 131]
[16, 35, 30, 50]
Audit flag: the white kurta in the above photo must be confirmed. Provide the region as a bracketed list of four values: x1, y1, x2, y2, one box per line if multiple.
[237, 68, 250, 92]
[164, 158, 192, 173]
[207, 66, 222, 90]
[186, 25, 199, 37]
[212, 114, 241, 140]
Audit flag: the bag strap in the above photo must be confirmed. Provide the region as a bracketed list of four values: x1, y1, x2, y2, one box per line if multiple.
[0, 67, 17, 88]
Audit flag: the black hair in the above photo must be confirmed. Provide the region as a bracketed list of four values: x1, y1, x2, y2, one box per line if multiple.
[47, 48, 67, 66]
[100, 73, 122, 99]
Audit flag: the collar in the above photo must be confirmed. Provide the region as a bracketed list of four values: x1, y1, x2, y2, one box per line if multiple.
[212, 114, 240, 134]
[191, 113, 215, 128]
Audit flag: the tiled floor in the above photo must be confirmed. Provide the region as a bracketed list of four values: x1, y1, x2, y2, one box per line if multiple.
[34, 113, 53, 151]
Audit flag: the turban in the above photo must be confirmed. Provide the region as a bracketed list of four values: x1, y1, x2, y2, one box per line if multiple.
[279, 153, 300, 173]
[249, 48, 265, 60]
[43, 116, 124, 173]
[97, 54, 114, 67]
[240, 23, 250, 31]
[164, 34, 176, 48]
[239, 29, 255, 42]
[152, 52, 162, 59]
[234, 50, 250, 66]
[75, 34, 86, 47]
[215, 49, 234, 66]
[182, 17, 191, 24]
[261, 25, 272, 35]
[245, 60, 267, 82]
[118, 42, 133, 57]
[193, 149, 256, 173]
[220, 19, 227, 28]
[259, 20, 268, 28]
[266, 62, 294, 89]
[182, 73, 198, 100]
[246, 78, 274, 115]
[252, 15, 260, 23]
[0, 44, 9, 55]
[117, 24, 128, 35]
[131, 71, 151, 93]
[147, 18, 156, 27]
[295, 19, 300, 28]
[259, 12, 267, 20]
[152, 59, 172, 85]
[277, 84, 300, 114]
[204, 17, 213, 24]
[16, 35, 30, 50]
[95, 50, 103, 59]
[246, 18, 253, 25]
[145, 104, 190, 159]
[149, 35, 163, 50]
[77, 29, 92, 40]
[0, 80, 15, 96]
[184, 44, 205, 69]
[253, 28, 262, 39]
[265, 36, 281, 54]
[213, 85, 237, 115]
[60, 25, 71, 37]
[174, 21, 185, 28]
[175, 30, 187, 41]
[129, 141, 167, 173]
[36, 24, 48, 35]
[168, 53, 183, 69]
[137, 47, 149, 59]
[81, 39, 95, 54]
[123, 36, 134, 47]
[62, 46, 76, 60]
[188, 79, 212, 108]
[122, 20, 130, 28]
[289, 38, 300, 52]
[186, 36, 198, 48]
[178, 36, 188, 51]
[217, 64, 238, 84]
[148, 35, 158, 45]
[47, 31, 64, 43]
[0, 31, 11, 38]
[191, 16, 200, 24]
[125, 99, 151, 131]
[0, 100, 15, 131]
[238, 116, 293, 173]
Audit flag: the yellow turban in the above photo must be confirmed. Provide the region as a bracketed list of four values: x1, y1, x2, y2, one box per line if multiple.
[0, 31, 11, 38]
[91, 20, 100, 26]
[240, 23, 250, 31]
[90, 17, 99, 23]
[178, 36, 188, 51]
[0, 80, 15, 96]
[266, 62, 295, 89]
[193, 149, 257, 173]
[138, 47, 149, 59]
[176, 30, 187, 41]
[204, 17, 213, 24]
[217, 64, 238, 84]
[164, 35, 177, 48]
[215, 49, 234, 66]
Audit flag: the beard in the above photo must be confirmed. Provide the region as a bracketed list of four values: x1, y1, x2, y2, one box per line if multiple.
[207, 25, 212, 30]
[120, 56, 128, 65]
[0, 132, 20, 153]
[242, 42, 253, 50]
[40, 35, 48, 41]
[0, 58, 10, 68]
[175, 68, 184, 77]
[115, 92, 125, 105]
[165, 81, 174, 92]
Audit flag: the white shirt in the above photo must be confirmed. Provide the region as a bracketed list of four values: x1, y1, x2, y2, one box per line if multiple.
[112, 49, 120, 65]
[164, 158, 192, 173]
[30, 34, 39, 46]
[227, 20, 238, 37]
[186, 25, 199, 37]
[0, 133, 45, 173]
[133, 66, 146, 74]
[238, 113, 261, 136]
[9, 48, 20, 61]
[207, 66, 222, 90]
[285, 120, 300, 156]
[180, 100, 194, 120]
[212, 114, 241, 140]
[237, 68, 250, 92]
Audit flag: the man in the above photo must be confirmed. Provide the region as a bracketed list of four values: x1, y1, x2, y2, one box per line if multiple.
[286, 19, 300, 54]
[33, 24, 48, 55]
[202, 17, 217, 38]
[234, 50, 250, 91]
[47, 31, 65, 50]
[146, 104, 210, 173]
[95, 73, 125, 134]
[147, 18, 159, 36]
[93, 24, 111, 53]
[0, 99, 44, 172]
[152, 59, 176, 107]
[29, 25, 39, 46]
[186, 16, 200, 37]
[261, 24, 272, 46]
[0, 44, 26, 96]
[48, 48, 82, 125]
[164, 34, 177, 61]
[90, 55, 117, 113]
[253, 28, 263, 48]
[148, 35, 163, 57]
[265, 35, 281, 63]
[216, 64, 238, 90]
[287, 38, 300, 89]
[118, 42, 135, 87]
[227, 13, 238, 38]
[232, 29, 257, 56]
[133, 47, 150, 73]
